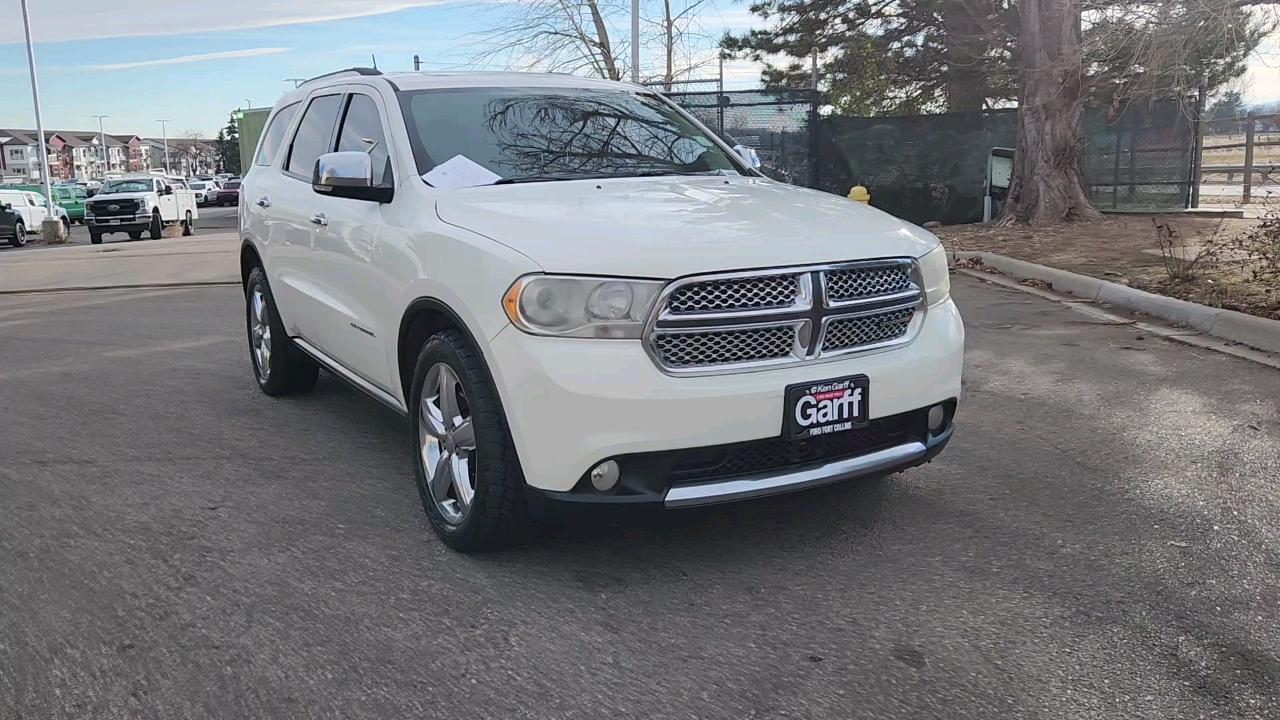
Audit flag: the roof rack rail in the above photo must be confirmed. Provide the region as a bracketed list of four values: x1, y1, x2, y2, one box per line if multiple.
[301, 67, 383, 87]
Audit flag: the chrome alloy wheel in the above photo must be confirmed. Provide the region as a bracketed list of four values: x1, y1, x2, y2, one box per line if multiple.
[249, 286, 272, 381]
[419, 363, 477, 524]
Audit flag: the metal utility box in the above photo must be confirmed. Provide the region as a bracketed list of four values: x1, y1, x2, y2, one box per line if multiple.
[235, 108, 272, 175]
[983, 147, 1015, 222]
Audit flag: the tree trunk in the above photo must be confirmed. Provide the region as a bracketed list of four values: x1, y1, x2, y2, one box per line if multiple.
[663, 0, 675, 91]
[1002, 0, 1102, 225]
[585, 0, 620, 81]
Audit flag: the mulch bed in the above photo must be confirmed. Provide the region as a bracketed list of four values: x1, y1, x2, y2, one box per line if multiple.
[935, 214, 1280, 321]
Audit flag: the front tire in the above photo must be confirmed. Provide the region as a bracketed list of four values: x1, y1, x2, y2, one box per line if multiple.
[10, 222, 25, 248]
[410, 330, 530, 552]
[128, 231, 142, 240]
[245, 266, 319, 396]
[148, 211, 162, 240]
[90, 231, 102, 245]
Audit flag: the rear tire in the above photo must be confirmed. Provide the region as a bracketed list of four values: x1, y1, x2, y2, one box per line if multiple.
[245, 266, 319, 396]
[10, 222, 25, 248]
[61, 217, 70, 234]
[182, 211, 193, 236]
[148, 211, 162, 240]
[410, 329, 531, 552]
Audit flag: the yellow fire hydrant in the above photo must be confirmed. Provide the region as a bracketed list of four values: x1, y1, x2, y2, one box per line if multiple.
[847, 185, 870, 203]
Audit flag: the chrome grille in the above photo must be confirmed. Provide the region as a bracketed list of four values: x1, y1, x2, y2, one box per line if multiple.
[647, 260, 923, 374]
[823, 264, 913, 303]
[821, 308, 915, 353]
[652, 325, 798, 368]
[665, 274, 800, 315]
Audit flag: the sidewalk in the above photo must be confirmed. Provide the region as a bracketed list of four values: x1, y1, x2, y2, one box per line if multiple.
[0, 233, 240, 293]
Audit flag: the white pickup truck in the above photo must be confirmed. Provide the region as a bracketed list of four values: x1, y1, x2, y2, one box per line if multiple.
[84, 175, 198, 244]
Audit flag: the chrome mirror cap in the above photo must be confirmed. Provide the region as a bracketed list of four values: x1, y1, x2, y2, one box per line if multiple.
[313, 151, 373, 189]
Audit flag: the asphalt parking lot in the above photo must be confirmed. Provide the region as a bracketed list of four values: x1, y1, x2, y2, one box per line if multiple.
[54, 205, 239, 246]
[1, 274, 1278, 719]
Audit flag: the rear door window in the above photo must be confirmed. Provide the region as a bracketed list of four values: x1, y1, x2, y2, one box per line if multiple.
[256, 101, 301, 167]
[286, 94, 344, 178]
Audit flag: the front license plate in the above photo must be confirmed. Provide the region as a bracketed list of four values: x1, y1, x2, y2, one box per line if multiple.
[109, 219, 120, 225]
[784, 375, 869, 440]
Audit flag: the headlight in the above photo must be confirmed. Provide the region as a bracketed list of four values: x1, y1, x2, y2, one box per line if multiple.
[502, 275, 664, 339]
[918, 243, 950, 306]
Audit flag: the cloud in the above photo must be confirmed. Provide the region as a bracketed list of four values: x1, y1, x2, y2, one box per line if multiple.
[88, 47, 291, 71]
[1, 1, 454, 44]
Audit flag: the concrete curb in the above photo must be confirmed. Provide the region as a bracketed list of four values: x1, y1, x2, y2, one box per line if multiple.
[950, 250, 1280, 354]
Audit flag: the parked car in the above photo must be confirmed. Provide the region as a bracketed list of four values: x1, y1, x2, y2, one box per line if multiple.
[240, 70, 963, 552]
[215, 179, 241, 206]
[51, 185, 87, 223]
[84, 175, 198, 244]
[0, 199, 25, 247]
[0, 189, 59, 235]
[189, 181, 218, 206]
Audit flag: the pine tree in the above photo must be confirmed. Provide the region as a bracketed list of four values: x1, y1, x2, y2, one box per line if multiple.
[216, 115, 241, 175]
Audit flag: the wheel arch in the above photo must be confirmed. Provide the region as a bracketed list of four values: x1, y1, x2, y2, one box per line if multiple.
[397, 297, 496, 408]
[240, 240, 262, 289]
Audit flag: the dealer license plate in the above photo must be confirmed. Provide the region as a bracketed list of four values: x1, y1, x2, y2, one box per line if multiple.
[784, 375, 869, 440]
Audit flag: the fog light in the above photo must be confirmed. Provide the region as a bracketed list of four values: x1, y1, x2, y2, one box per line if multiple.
[590, 460, 620, 492]
[927, 405, 946, 432]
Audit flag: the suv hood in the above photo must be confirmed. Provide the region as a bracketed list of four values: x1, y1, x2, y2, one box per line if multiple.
[434, 177, 937, 278]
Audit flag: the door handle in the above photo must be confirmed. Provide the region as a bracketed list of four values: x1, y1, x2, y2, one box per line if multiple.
[256, 197, 271, 208]
[310, 213, 328, 227]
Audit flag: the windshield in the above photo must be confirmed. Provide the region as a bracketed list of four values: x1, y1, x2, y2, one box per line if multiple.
[100, 179, 152, 194]
[397, 86, 745, 185]
[190, 183, 206, 190]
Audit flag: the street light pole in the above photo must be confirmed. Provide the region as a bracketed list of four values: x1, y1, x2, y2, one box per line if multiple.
[93, 114, 108, 176]
[19, 0, 54, 214]
[630, 0, 639, 83]
[157, 119, 170, 175]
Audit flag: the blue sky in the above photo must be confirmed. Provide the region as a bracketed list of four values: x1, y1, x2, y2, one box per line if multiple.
[0, 0, 761, 138]
[4, 1, 1280, 138]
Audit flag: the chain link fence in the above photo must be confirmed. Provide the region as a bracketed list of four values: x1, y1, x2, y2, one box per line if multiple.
[664, 89, 818, 186]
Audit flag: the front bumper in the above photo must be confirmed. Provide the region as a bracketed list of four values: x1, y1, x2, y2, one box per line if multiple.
[486, 296, 965, 495]
[86, 215, 149, 232]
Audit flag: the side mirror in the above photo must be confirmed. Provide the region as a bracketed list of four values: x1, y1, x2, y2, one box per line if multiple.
[2, 203, 10, 210]
[732, 144, 761, 170]
[163, 185, 174, 195]
[313, 152, 393, 203]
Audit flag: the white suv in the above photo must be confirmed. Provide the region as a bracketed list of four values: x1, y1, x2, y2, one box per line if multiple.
[239, 68, 964, 551]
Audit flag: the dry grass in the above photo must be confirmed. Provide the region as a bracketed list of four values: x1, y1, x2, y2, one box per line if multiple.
[937, 214, 1280, 321]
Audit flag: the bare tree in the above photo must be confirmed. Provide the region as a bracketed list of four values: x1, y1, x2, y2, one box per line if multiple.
[471, 0, 717, 84]
[647, 0, 714, 90]
[1003, 0, 1272, 225]
[471, 0, 629, 80]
